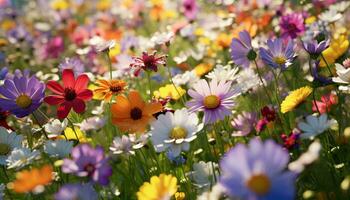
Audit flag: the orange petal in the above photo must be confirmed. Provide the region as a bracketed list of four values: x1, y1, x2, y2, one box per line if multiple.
[144, 102, 163, 115]
[128, 90, 145, 109]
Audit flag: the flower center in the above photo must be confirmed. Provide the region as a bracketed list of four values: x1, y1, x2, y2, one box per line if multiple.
[247, 49, 257, 61]
[110, 85, 122, 93]
[16, 94, 32, 108]
[64, 88, 77, 101]
[246, 174, 271, 195]
[170, 126, 187, 139]
[84, 163, 95, 175]
[130, 107, 143, 120]
[273, 56, 286, 65]
[0, 143, 11, 155]
[203, 95, 220, 109]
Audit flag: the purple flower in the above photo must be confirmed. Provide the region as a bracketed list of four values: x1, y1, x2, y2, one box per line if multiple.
[220, 138, 296, 200]
[59, 57, 85, 76]
[62, 144, 112, 186]
[302, 40, 329, 59]
[230, 30, 256, 68]
[0, 67, 8, 80]
[186, 79, 239, 124]
[55, 183, 98, 200]
[259, 38, 296, 70]
[231, 112, 257, 136]
[280, 13, 305, 39]
[311, 61, 333, 86]
[182, 0, 198, 21]
[0, 70, 45, 118]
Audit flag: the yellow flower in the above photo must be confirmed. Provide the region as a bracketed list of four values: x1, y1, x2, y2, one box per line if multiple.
[175, 192, 185, 200]
[320, 34, 349, 67]
[216, 33, 232, 48]
[1, 19, 16, 32]
[93, 79, 127, 101]
[153, 84, 186, 100]
[50, 0, 69, 10]
[137, 174, 178, 200]
[194, 63, 214, 77]
[109, 43, 121, 59]
[281, 86, 312, 113]
[58, 127, 91, 143]
[305, 16, 316, 24]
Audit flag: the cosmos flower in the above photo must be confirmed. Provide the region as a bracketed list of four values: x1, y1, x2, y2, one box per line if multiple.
[230, 30, 256, 68]
[6, 147, 40, 169]
[44, 69, 93, 119]
[302, 40, 329, 59]
[111, 90, 163, 133]
[187, 79, 239, 124]
[55, 183, 98, 200]
[281, 86, 312, 113]
[44, 140, 73, 158]
[0, 127, 22, 165]
[8, 165, 53, 194]
[62, 144, 112, 185]
[298, 114, 332, 139]
[0, 70, 45, 118]
[279, 13, 305, 39]
[219, 138, 296, 200]
[150, 108, 203, 156]
[259, 38, 296, 70]
[59, 57, 85, 76]
[137, 174, 178, 200]
[231, 112, 257, 137]
[93, 79, 127, 101]
[130, 51, 167, 76]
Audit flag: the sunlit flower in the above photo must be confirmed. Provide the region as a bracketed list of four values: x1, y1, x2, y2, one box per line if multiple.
[302, 40, 329, 59]
[220, 138, 296, 200]
[333, 63, 350, 84]
[55, 183, 98, 200]
[44, 119, 68, 138]
[153, 84, 186, 101]
[205, 64, 239, 82]
[44, 140, 73, 158]
[110, 135, 134, 155]
[0, 127, 22, 165]
[281, 86, 312, 113]
[6, 148, 40, 169]
[58, 127, 91, 142]
[298, 114, 332, 139]
[8, 165, 53, 194]
[93, 79, 127, 102]
[111, 90, 163, 133]
[95, 39, 116, 52]
[230, 30, 255, 68]
[137, 174, 178, 200]
[194, 63, 214, 77]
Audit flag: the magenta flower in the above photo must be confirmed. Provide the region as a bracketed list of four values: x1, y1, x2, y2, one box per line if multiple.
[130, 51, 167, 76]
[186, 79, 240, 124]
[182, 0, 198, 21]
[279, 13, 305, 39]
[43, 36, 65, 59]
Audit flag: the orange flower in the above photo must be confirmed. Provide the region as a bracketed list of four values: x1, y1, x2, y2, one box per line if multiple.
[94, 79, 127, 101]
[111, 90, 162, 133]
[9, 165, 53, 193]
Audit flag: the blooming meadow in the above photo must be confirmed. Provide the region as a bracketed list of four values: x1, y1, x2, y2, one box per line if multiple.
[1, 0, 350, 199]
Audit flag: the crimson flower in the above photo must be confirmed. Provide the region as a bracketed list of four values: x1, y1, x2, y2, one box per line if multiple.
[130, 51, 167, 76]
[44, 69, 93, 119]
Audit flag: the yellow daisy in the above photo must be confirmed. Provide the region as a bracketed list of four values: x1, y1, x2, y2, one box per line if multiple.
[153, 84, 186, 101]
[194, 63, 214, 77]
[137, 174, 178, 200]
[281, 86, 313, 113]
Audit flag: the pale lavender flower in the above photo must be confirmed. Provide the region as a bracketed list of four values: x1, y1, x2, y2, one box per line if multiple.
[231, 112, 257, 136]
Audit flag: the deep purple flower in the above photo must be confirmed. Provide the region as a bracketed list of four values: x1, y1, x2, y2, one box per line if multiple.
[302, 40, 329, 59]
[59, 57, 85, 76]
[182, 0, 198, 21]
[231, 112, 257, 136]
[0, 70, 45, 118]
[220, 138, 296, 200]
[130, 51, 167, 76]
[280, 13, 305, 39]
[259, 38, 296, 70]
[311, 61, 333, 86]
[55, 183, 98, 200]
[230, 30, 256, 68]
[0, 67, 8, 80]
[62, 144, 112, 186]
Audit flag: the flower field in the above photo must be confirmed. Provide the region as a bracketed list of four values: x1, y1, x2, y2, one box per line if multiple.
[1, 0, 350, 199]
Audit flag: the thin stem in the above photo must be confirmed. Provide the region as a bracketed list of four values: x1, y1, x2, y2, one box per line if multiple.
[254, 60, 274, 104]
[32, 112, 49, 139]
[321, 53, 333, 76]
[166, 65, 186, 105]
[67, 118, 80, 142]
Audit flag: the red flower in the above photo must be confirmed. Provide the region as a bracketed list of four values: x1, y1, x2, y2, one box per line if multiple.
[44, 69, 93, 119]
[312, 93, 337, 114]
[130, 51, 167, 76]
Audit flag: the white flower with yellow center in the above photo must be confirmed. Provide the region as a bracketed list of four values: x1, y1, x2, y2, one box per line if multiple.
[150, 108, 203, 156]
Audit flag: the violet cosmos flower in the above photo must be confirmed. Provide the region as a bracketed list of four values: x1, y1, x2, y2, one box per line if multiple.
[220, 138, 296, 200]
[0, 70, 45, 118]
[259, 38, 296, 70]
[182, 0, 198, 21]
[187, 79, 240, 124]
[55, 183, 98, 200]
[230, 30, 256, 68]
[59, 57, 85, 76]
[280, 13, 305, 39]
[302, 40, 329, 59]
[231, 112, 257, 137]
[62, 144, 112, 186]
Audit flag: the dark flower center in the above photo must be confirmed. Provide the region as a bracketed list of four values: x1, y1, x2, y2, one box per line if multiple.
[287, 23, 297, 31]
[84, 163, 96, 175]
[247, 49, 257, 61]
[110, 85, 122, 93]
[64, 88, 77, 101]
[130, 107, 143, 120]
[143, 56, 156, 68]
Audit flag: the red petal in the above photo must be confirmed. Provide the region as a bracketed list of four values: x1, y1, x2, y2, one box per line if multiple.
[62, 69, 75, 88]
[44, 95, 65, 105]
[47, 81, 64, 94]
[72, 98, 86, 113]
[74, 74, 89, 92]
[57, 102, 73, 119]
[77, 89, 93, 100]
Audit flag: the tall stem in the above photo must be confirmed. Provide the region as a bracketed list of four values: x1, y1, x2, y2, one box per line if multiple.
[254, 60, 274, 104]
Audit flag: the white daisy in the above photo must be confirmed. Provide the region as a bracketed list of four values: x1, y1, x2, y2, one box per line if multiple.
[6, 147, 40, 169]
[205, 64, 239, 82]
[44, 140, 73, 158]
[78, 116, 106, 131]
[172, 70, 199, 87]
[44, 119, 68, 138]
[332, 63, 350, 92]
[150, 108, 203, 156]
[110, 135, 134, 155]
[298, 114, 332, 139]
[0, 127, 23, 165]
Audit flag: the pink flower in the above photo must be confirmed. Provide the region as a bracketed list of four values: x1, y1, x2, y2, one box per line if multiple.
[312, 93, 337, 114]
[280, 13, 305, 39]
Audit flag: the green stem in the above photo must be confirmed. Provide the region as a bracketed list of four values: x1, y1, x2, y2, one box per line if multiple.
[166, 65, 186, 105]
[254, 60, 274, 104]
[32, 112, 49, 139]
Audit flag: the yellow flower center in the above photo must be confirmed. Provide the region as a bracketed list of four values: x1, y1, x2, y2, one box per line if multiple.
[203, 95, 220, 109]
[273, 56, 286, 65]
[0, 143, 10, 155]
[16, 94, 32, 109]
[170, 126, 187, 139]
[246, 174, 271, 195]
